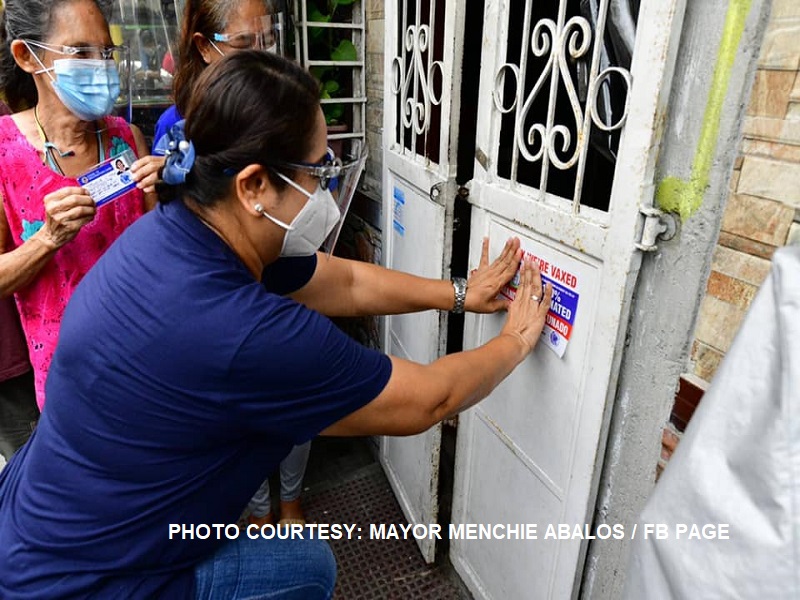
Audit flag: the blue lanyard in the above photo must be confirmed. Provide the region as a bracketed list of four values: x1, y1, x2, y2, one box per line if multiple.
[33, 106, 104, 176]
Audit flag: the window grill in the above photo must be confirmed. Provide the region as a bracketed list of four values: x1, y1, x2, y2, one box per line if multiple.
[292, 0, 367, 147]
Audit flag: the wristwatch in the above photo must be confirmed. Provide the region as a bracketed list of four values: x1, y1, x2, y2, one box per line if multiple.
[451, 277, 467, 314]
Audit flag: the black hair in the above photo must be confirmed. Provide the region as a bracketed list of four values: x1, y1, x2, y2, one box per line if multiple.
[0, 0, 113, 111]
[160, 49, 321, 207]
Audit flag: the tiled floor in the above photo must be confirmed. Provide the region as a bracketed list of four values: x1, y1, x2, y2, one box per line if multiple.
[0, 435, 470, 598]
[300, 437, 471, 600]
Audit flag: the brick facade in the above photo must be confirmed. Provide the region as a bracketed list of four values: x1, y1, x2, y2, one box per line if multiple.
[662, 0, 800, 469]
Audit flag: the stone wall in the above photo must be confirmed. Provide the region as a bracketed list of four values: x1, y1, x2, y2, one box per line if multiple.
[362, 0, 385, 198]
[689, 0, 800, 387]
[584, 0, 774, 594]
[658, 0, 798, 478]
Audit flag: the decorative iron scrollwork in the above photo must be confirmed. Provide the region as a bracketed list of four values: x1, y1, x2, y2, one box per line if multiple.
[493, 1, 633, 204]
[392, 23, 444, 136]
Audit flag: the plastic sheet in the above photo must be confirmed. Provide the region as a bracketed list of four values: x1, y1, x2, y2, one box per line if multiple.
[625, 246, 800, 599]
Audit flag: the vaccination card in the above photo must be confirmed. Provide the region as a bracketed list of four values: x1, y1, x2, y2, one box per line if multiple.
[78, 149, 137, 208]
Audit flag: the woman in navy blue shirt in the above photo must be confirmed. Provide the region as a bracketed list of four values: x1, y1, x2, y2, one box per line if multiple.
[135, 0, 312, 530]
[0, 51, 551, 599]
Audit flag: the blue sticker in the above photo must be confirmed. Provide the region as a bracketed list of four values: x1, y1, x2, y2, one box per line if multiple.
[541, 275, 579, 328]
[392, 187, 405, 236]
[539, 274, 580, 359]
[21, 219, 44, 242]
[503, 259, 581, 359]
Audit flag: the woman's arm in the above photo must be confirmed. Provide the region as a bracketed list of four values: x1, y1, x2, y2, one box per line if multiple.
[0, 188, 95, 298]
[322, 259, 552, 436]
[291, 237, 523, 317]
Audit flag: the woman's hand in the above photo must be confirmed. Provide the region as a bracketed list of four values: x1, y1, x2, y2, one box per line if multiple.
[463, 236, 523, 313]
[500, 258, 552, 354]
[33, 187, 96, 250]
[130, 155, 166, 194]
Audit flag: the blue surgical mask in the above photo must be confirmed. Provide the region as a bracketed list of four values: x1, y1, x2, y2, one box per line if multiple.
[34, 57, 120, 122]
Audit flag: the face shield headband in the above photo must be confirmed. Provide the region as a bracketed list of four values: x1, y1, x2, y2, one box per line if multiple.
[210, 12, 285, 55]
[270, 139, 367, 256]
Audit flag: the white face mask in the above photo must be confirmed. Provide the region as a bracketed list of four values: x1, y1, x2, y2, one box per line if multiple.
[256, 172, 341, 257]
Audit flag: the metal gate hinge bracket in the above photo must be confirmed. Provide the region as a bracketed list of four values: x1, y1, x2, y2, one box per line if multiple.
[429, 181, 445, 204]
[636, 206, 678, 252]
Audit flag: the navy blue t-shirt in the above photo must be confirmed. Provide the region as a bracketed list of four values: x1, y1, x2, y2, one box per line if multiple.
[0, 200, 392, 598]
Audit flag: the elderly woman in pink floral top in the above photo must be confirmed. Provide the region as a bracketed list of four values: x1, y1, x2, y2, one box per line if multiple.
[0, 0, 156, 409]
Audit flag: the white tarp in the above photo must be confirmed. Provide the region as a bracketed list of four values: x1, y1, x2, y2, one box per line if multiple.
[624, 246, 800, 599]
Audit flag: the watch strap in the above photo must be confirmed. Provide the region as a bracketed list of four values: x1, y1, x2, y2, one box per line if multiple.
[451, 277, 467, 314]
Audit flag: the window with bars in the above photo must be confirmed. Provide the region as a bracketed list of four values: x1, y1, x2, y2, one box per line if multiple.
[390, 0, 446, 165]
[495, 0, 639, 212]
[292, 0, 367, 149]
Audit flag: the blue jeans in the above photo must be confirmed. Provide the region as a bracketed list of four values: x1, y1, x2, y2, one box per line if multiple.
[194, 534, 336, 599]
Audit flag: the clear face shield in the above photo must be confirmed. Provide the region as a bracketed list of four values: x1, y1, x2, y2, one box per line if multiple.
[275, 138, 367, 256]
[112, 45, 132, 118]
[211, 11, 285, 56]
[319, 138, 367, 255]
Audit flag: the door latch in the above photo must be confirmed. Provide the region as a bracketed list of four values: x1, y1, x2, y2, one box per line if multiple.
[636, 207, 678, 252]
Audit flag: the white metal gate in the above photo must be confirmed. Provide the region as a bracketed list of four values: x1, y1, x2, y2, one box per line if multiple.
[449, 1, 686, 599]
[380, 0, 466, 563]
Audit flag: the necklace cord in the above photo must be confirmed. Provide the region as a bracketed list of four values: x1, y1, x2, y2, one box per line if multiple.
[33, 106, 104, 176]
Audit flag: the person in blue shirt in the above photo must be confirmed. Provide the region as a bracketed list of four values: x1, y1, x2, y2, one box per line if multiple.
[0, 50, 552, 599]
[133, 0, 359, 530]
[132, 0, 282, 195]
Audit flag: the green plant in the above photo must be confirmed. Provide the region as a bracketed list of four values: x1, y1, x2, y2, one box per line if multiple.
[305, 0, 358, 125]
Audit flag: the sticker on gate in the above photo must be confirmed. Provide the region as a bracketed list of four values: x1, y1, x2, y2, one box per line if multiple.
[392, 186, 405, 236]
[500, 249, 581, 359]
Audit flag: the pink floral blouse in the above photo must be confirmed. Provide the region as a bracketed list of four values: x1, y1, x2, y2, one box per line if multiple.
[0, 115, 147, 409]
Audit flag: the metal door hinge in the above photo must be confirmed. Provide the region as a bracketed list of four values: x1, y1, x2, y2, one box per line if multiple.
[429, 181, 445, 204]
[636, 207, 678, 252]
